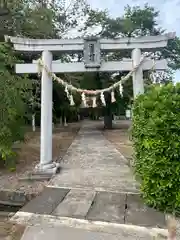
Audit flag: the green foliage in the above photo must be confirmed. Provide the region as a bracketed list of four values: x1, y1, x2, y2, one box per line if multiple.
[83, 4, 174, 115]
[162, 37, 180, 70]
[0, 43, 31, 161]
[132, 83, 180, 214]
[19, 5, 57, 38]
[123, 4, 160, 36]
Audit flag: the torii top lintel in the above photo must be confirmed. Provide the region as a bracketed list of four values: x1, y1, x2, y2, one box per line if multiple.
[5, 32, 175, 52]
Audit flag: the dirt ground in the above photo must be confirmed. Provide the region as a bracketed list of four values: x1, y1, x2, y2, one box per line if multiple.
[0, 122, 80, 240]
[0, 122, 80, 194]
[0, 220, 25, 240]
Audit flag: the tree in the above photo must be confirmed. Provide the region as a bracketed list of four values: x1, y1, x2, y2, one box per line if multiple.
[79, 4, 179, 128]
[28, 78, 41, 131]
[132, 83, 180, 213]
[0, 43, 31, 162]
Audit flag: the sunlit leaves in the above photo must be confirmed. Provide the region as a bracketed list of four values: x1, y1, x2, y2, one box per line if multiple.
[132, 83, 180, 214]
[0, 43, 31, 161]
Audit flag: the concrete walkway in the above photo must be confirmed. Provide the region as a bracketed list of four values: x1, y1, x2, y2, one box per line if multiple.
[11, 121, 168, 239]
[49, 121, 139, 193]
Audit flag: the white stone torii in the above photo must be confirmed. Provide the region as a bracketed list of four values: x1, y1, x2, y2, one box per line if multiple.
[5, 33, 175, 174]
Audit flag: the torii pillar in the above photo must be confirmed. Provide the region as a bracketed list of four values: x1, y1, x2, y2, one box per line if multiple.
[36, 51, 60, 174]
[132, 48, 144, 97]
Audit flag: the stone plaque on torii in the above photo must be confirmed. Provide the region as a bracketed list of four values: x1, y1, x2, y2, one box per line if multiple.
[5, 33, 175, 174]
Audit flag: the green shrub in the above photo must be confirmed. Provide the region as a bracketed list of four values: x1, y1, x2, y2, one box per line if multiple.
[0, 43, 31, 164]
[132, 83, 180, 214]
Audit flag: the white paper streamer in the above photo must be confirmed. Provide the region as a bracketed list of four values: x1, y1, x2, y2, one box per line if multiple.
[37, 59, 42, 77]
[119, 82, 123, 97]
[100, 92, 106, 106]
[81, 92, 87, 107]
[92, 96, 97, 108]
[111, 91, 116, 103]
[70, 94, 75, 106]
[65, 86, 70, 99]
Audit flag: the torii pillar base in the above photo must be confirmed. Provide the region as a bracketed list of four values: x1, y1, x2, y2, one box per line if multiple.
[34, 162, 60, 175]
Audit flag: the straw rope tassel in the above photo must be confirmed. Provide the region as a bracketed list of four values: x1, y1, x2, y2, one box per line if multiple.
[100, 92, 106, 106]
[111, 91, 116, 103]
[37, 59, 42, 77]
[70, 94, 75, 106]
[81, 92, 87, 107]
[92, 96, 97, 108]
[119, 82, 123, 97]
[65, 86, 70, 99]
[36, 53, 155, 101]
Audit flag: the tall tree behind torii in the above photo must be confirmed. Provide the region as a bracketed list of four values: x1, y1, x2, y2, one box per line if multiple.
[79, 4, 180, 128]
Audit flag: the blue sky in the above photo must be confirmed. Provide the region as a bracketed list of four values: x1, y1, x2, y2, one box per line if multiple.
[87, 0, 180, 82]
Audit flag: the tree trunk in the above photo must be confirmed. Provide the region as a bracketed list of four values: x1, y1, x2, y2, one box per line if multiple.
[103, 92, 113, 129]
[32, 113, 36, 132]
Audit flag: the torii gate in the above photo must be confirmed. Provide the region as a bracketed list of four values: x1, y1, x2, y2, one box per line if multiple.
[6, 33, 175, 174]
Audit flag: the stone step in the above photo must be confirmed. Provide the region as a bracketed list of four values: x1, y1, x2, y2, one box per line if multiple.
[50, 189, 165, 229]
[20, 187, 69, 215]
[86, 191, 166, 229]
[12, 188, 166, 235]
[125, 194, 166, 228]
[22, 187, 163, 229]
[86, 191, 126, 224]
[52, 189, 96, 218]
[20, 225, 157, 240]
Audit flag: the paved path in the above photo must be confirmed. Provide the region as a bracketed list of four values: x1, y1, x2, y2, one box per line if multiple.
[20, 225, 155, 240]
[11, 121, 168, 239]
[49, 121, 139, 193]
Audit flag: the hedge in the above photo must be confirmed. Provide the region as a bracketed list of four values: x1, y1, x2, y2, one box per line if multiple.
[132, 83, 180, 214]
